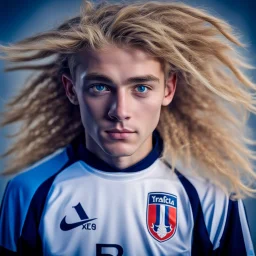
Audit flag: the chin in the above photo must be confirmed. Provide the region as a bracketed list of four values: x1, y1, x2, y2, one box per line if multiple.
[101, 143, 135, 157]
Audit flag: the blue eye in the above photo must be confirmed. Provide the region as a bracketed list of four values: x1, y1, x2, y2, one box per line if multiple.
[95, 85, 105, 91]
[95, 84, 107, 91]
[136, 85, 148, 93]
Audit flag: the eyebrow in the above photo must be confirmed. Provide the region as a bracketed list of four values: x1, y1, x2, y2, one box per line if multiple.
[82, 72, 160, 84]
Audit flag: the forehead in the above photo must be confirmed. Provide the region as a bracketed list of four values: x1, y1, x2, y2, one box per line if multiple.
[75, 45, 163, 76]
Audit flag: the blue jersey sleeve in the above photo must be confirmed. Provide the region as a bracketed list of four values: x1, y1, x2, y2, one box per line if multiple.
[0, 181, 19, 255]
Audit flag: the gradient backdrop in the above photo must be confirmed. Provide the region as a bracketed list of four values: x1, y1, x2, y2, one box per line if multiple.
[0, 0, 255, 249]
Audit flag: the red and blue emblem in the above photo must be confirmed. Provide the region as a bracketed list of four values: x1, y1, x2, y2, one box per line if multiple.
[147, 192, 177, 242]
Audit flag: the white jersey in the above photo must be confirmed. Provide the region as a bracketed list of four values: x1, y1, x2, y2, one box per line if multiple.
[0, 130, 254, 256]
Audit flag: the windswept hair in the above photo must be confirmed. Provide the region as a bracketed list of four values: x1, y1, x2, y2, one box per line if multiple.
[1, 0, 256, 199]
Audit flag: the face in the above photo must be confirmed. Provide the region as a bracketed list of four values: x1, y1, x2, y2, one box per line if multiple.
[62, 45, 176, 165]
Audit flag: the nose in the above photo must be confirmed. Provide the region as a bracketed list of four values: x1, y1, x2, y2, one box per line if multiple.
[108, 90, 131, 121]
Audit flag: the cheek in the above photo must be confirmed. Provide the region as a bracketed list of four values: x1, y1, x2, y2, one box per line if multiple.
[78, 96, 107, 125]
[145, 94, 163, 111]
[137, 97, 162, 123]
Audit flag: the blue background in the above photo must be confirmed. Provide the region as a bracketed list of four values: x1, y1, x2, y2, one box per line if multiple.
[0, 0, 255, 249]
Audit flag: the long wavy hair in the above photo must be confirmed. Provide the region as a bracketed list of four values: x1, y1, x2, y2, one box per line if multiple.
[1, 0, 256, 199]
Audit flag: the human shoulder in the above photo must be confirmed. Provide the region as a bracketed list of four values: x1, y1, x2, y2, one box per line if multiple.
[8, 147, 70, 194]
[1, 146, 71, 220]
[162, 158, 228, 198]
[171, 159, 229, 201]
[181, 171, 228, 202]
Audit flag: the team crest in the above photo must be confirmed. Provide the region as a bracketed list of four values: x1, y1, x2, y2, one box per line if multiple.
[147, 192, 177, 242]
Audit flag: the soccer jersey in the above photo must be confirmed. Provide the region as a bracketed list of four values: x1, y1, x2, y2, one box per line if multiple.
[0, 130, 254, 256]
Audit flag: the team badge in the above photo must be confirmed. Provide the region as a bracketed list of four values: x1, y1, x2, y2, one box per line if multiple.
[147, 192, 177, 242]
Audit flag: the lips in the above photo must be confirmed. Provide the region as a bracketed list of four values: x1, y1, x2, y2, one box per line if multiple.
[105, 128, 135, 133]
[105, 130, 135, 139]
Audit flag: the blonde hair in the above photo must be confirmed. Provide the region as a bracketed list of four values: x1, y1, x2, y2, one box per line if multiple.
[1, 0, 256, 199]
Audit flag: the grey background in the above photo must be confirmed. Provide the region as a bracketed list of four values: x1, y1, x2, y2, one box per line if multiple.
[0, 0, 255, 249]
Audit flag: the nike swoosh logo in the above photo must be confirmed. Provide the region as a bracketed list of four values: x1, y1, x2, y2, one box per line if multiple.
[60, 216, 97, 231]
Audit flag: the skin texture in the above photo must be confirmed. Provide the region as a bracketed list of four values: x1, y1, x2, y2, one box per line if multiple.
[62, 44, 176, 169]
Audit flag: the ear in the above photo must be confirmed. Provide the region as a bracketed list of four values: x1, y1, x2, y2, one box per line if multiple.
[62, 74, 79, 105]
[162, 73, 177, 106]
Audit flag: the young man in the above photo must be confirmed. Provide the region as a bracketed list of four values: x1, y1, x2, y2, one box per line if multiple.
[0, 1, 255, 255]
